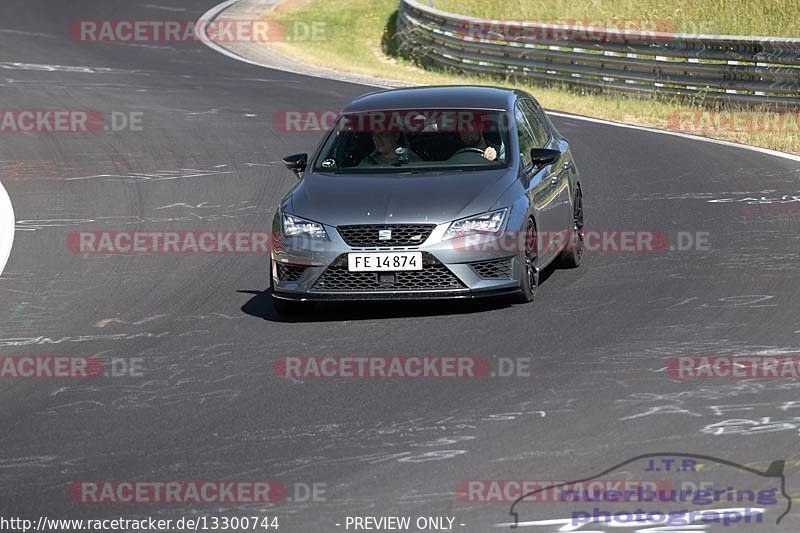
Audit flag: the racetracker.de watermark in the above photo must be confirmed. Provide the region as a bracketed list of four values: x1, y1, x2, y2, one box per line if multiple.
[67, 231, 272, 254]
[0, 110, 142, 133]
[668, 355, 800, 379]
[448, 230, 709, 254]
[457, 480, 672, 503]
[455, 18, 675, 44]
[0, 356, 103, 378]
[274, 356, 492, 379]
[69, 481, 287, 504]
[273, 109, 500, 133]
[69, 19, 328, 43]
[274, 356, 537, 379]
[0, 356, 144, 379]
[667, 110, 800, 134]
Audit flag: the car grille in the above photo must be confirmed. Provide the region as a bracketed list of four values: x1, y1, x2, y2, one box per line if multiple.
[470, 258, 514, 279]
[276, 263, 307, 282]
[336, 224, 436, 248]
[313, 253, 464, 291]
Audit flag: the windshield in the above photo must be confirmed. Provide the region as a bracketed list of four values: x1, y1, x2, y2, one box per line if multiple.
[312, 108, 511, 173]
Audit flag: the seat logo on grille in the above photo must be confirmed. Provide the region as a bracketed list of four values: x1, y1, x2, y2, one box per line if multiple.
[378, 229, 392, 241]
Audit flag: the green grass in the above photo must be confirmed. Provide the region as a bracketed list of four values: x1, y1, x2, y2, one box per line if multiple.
[270, 0, 799, 155]
[435, 0, 800, 37]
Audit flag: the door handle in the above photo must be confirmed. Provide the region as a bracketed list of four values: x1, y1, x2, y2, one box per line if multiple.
[550, 176, 558, 186]
[563, 161, 572, 170]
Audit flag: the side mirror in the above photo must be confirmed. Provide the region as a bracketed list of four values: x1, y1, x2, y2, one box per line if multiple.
[282, 153, 308, 178]
[530, 148, 561, 168]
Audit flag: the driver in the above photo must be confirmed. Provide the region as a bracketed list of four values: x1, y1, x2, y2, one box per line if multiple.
[362, 130, 421, 166]
[453, 128, 505, 161]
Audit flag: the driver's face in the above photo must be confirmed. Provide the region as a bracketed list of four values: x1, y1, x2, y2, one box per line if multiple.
[373, 131, 401, 155]
[459, 130, 482, 146]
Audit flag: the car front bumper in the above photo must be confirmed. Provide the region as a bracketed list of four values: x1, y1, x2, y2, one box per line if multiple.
[271, 222, 525, 301]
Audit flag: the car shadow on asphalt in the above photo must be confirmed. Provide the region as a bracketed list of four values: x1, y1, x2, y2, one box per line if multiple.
[238, 264, 556, 323]
[238, 289, 510, 322]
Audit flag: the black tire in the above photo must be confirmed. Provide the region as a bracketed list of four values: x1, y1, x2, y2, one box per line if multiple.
[514, 218, 538, 303]
[559, 186, 583, 268]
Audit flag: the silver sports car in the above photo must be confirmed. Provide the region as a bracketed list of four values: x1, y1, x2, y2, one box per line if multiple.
[271, 86, 583, 314]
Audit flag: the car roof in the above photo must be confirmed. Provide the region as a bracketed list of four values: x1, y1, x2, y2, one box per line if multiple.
[342, 86, 520, 113]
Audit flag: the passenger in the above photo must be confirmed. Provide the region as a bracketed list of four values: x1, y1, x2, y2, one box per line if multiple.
[362, 131, 421, 166]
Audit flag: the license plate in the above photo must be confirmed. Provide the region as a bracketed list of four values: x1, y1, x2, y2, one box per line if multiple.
[347, 252, 423, 271]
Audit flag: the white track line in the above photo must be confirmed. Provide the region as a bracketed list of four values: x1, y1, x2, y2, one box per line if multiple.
[0, 180, 14, 276]
[547, 111, 800, 162]
[196, 0, 397, 87]
[197, 0, 287, 69]
[199, 0, 800, 164]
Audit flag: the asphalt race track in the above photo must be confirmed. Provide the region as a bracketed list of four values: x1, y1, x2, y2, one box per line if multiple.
[1, 1, 799, 532]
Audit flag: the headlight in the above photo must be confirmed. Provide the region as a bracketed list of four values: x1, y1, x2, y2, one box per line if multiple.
[282, 213, 328, 240]
[443, 208, 509, 240]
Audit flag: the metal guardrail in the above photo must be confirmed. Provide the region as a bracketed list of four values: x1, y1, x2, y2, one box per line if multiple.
[396, 0, 800, 107]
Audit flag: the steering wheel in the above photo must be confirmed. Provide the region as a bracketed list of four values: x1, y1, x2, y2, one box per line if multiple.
[455, 147, 486, 155]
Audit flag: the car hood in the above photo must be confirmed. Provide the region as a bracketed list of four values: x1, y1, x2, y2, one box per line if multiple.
[288, 168, 516, 226]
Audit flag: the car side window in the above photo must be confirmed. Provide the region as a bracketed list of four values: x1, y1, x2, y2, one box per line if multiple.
[514, 104, 536, 168]
[520, 99, 550, 148]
